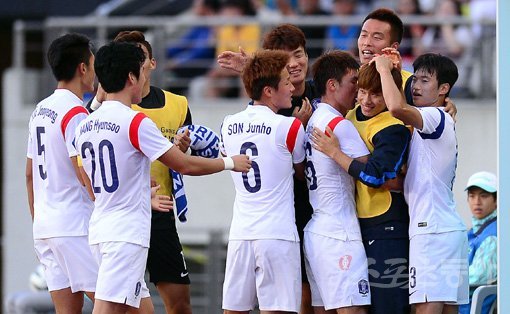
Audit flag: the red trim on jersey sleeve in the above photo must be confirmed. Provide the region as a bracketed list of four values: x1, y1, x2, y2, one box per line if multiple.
[61, 106, 88, 139]
[326, 116, 344, 136]
[286, 118, 302, 154]
[129, 112, 148, 152]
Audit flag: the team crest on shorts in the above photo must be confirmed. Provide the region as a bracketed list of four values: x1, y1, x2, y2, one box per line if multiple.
[358, 279, 369, 295]
[134, 281, 141, 297]
[339, 255, 352, 270]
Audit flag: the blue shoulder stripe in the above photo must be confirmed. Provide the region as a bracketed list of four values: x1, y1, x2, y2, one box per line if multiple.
[419, 108, 445, 140]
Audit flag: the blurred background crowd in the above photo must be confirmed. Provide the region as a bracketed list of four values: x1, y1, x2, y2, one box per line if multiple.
[0, 0, 497, 103]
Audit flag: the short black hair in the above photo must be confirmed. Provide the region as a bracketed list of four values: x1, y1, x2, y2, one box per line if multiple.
[413, 53, 458, 97]
[362, 8, 404, 44]
[94, 42, 145, 93]
[47, 33, 93, 82]
[312, 50, 359, 96]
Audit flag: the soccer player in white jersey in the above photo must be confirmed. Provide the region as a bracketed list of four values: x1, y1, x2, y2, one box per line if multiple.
[372, 52, 468, 314]
[304, 50, 371, 314]
[75, 41, 251, 314]
[25, 33, 98, 313]
[220, 49, 306, 314]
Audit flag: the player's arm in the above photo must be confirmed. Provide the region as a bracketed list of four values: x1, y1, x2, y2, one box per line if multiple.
[158, 145, 251, 175]
[217, 46, 250, 73]
[310, 126, 368, 172]
[74, 156, 95, 201]
[313, 125, 409, 188]
[444, 97, 457, 121]
[373, 55, 424, 130]
[292, 97, 313, 127]
[173, 106, 193, 153]
[151, 185, 173, 212]
[25, 158, 34, 221]
[349, 125, 410, 188]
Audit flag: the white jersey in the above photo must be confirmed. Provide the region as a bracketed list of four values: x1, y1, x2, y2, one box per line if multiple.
[405, 107, 465, 237]
[27, 89, 92, 239]
[75, 101, 172, 247]
[304, 103, 369, 240]
[220, 105, 305, 241]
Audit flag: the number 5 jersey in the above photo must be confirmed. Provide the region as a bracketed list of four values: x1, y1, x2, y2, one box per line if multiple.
[220, 105, 305, 242]
[27, 89, 92, 240]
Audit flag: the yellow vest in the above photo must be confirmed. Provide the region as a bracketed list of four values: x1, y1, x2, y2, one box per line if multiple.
[346, 107, 407, 218]
[131, 90, 188, 196]
[401, 69, 412, 90]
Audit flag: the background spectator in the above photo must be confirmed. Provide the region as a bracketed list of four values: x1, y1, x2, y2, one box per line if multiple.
[165, 0, 220, 95]
[421, 0, 473, 96]
[201, 0, 260, 98]
[297, 0, 329, 60]
[459, 171, 497, 314]
[324, 0, 359, 55]
[396, 0, 424, 71]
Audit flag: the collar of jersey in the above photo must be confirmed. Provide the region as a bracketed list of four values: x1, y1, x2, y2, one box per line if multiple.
[316, 102, 343, 117]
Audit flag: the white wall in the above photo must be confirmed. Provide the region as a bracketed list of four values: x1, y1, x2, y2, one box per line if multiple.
[2, 68, 497, 300]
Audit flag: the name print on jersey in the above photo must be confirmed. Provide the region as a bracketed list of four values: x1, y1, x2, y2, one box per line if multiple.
[227, 122, 272, 135]
[79, 119, 121, 135]
[35, 106, 58, 124]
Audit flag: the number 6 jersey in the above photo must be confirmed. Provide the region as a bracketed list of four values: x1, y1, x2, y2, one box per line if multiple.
[220, 105, 305, 242]
[27, 89, 92, 239]
[75, 101, 172, 247]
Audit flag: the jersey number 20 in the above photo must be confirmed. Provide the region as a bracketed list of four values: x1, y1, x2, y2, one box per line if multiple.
[81, 140, 119, 193]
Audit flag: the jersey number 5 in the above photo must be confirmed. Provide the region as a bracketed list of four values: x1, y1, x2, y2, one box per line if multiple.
[81, 140, 119, 193]
[240, 142, 261, 193]
[35, 127, 47, 180]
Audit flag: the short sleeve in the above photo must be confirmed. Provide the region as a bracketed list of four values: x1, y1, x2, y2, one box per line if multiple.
[418, 107, 448, 138]
[133, 115, 173, 162]
[333, 119, 370, 159]
[61, 106, 88, 157]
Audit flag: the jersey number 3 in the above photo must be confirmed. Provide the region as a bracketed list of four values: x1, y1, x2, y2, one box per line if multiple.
[81, 140, 119, 193]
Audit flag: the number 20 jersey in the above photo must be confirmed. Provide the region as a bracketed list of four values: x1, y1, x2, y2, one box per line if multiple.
[27, 89, 92, 239]
[220, 105, 306, 242]
[75, 101, 172, 247]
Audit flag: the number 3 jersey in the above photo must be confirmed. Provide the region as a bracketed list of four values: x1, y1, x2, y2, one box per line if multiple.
[75, 101, 172, 247]
[304, 103, 370, 241]
[220, 105, 306, 242]
[27, 89, 92, 240]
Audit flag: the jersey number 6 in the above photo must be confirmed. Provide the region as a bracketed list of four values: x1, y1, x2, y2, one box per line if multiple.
[240, 142, 261, 193]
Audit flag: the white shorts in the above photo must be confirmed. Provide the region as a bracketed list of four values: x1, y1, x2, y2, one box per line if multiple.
[91, 242, 150, 308]
[222, 239, 301, 312]
[409, 231, 469, 305]
[34, 236, 98, 293]
[303, 232, 371, 310]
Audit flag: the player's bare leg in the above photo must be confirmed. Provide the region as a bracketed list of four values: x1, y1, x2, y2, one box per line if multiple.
[126, 297, 154, 314]
[415, 302, 458, 314]
[301, 283, 313, 314]
[312, 306, 335, 313]
[50, 288, 84, 314]
[442, 304, 458, 314]
[92, 299, 129, 314]
[335, 306, 368, 314]
[224, 310, 249, 314]
[156, 282, 192, 314]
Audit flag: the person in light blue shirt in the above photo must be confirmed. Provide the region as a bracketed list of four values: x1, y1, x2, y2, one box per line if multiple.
[459, 171, 497, 314]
